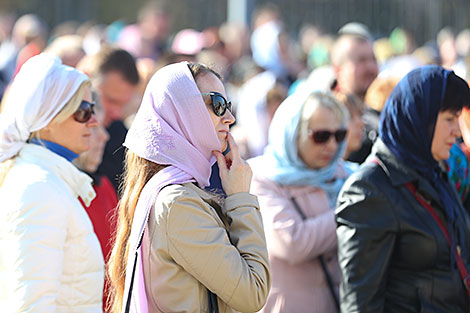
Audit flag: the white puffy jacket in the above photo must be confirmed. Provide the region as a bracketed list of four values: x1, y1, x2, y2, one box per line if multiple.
[0, 144, 104, 313]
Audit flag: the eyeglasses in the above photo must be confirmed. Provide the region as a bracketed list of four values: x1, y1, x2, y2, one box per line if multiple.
[201, 92, 232, 117]
[73, 100, 95, 123]
[309, 129, 347, 144]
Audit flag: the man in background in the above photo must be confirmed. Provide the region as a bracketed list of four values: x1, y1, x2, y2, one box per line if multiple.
[331, 23, 378, 103]
[330, 23, 379, 163]
[77, 46, 139, 190]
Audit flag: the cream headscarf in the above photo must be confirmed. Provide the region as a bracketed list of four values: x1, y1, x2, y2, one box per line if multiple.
[0, 53, 89, 162]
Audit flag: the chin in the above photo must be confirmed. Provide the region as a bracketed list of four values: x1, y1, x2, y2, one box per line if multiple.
[76, 146, 90, 155]
[221, 141, 228, 152]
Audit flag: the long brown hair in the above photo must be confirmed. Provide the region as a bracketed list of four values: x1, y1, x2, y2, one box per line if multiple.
[106, 62, 220, 312]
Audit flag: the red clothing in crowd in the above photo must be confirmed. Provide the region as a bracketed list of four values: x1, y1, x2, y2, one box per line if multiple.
[14, 42, 42, 77]
[80, 175, 119, 312]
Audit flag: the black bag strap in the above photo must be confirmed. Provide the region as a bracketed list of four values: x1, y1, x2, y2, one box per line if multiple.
[124, 251, 139, 313]
[290, 196, 340, 312]
[207, 290, 219, 313]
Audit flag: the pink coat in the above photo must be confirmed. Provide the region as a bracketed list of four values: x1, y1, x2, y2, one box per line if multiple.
[251, 165, 348, 313]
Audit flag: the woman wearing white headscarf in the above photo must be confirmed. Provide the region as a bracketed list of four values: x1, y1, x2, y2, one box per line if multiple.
[0, 53, 104, 312]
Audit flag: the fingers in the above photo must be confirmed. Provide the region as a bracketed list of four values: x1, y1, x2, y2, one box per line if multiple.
[226, 133, 239, 158]
[213, 150, 228, 171]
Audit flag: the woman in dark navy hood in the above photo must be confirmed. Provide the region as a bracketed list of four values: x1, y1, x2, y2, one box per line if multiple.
[336, 65, 470, 313]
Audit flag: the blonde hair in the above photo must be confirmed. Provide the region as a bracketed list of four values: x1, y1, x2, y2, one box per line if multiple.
[54, 80, 91, 123]
[364, 77, 400, 112]
[298, 91, 349, 140]
[107, 151, 165, 313]
[0, 80, 90, 186]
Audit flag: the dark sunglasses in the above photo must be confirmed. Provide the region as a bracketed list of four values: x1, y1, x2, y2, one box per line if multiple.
[73, 100, 95, 123]
[201, 92, 232, 117]
[309, 128, 347, 144]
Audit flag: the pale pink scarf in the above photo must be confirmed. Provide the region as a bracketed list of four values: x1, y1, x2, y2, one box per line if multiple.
[122, 62, 221, 312]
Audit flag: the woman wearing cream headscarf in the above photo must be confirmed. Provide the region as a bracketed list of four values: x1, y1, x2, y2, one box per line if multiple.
[0, 53, 104, 312]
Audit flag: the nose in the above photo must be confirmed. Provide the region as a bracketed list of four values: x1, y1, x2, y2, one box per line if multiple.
[325, 135, 339, 152]
[223, 109, 236, 125]
[86, 114, 99, 128]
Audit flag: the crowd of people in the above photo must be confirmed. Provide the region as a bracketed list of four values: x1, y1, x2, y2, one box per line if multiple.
[1, 1, 470, 312]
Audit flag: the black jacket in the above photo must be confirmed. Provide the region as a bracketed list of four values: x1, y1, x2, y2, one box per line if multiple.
[336, 139, 470, 313]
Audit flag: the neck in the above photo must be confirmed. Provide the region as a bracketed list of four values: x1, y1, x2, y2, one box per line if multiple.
[30, 138, 79, 162]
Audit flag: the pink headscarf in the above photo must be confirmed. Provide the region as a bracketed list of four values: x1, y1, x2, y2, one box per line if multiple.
[123, 61, 221, 186]
[122, 61, 221, 312]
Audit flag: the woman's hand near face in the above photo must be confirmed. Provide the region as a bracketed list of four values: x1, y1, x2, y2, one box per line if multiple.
[213, 133, 252, 196]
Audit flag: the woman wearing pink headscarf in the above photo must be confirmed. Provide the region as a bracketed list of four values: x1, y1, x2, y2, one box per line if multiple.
[107, 62, 270, 313]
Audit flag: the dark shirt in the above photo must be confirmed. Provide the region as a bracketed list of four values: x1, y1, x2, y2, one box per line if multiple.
[347, 107, 381, 164]
[98, 120, 127, 192]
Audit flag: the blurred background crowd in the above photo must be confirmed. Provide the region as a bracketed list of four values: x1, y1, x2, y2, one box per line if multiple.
[2, 0, 470, 165]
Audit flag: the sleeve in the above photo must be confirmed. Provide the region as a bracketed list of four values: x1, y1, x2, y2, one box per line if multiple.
[251, 175, 337, 264]
[335, 175, 398, 313]
[166, 191, 270, 312]
[3, 182, 69, 313]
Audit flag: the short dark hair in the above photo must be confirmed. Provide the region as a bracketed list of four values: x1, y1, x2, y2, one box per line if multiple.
[99, 48, 140, 85]
[441, 72, 470, 112]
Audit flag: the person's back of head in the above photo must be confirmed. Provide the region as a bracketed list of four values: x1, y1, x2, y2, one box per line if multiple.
[99, 48, 139, 84]
[77, 45, 139, 85]
[251, 2, 281, 30]
[437, 27, 459, 68]
[365, 77, 400, 112]
[44, 35, 85, 67]
[12, 14, 47, 47]
[337, 22, 371, 40]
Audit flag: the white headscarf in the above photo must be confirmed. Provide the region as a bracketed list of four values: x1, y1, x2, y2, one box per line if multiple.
[0, 53, 89, 162]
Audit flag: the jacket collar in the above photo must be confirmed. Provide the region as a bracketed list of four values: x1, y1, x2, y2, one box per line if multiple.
[370, 139, 443, 205]
[18, 143, 96, 206]
[184, 182, 229, 228]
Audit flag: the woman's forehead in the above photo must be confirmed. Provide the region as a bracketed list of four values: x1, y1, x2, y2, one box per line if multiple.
[195, 72, 225, 95]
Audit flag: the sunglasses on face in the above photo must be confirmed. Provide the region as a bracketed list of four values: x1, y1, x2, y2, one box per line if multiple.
[309, 128, 348, 144]
[201, 92, 232, 117]
[73, 100, 95, 123]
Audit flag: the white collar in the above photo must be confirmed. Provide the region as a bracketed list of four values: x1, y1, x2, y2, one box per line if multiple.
[18, 143, 96, 206]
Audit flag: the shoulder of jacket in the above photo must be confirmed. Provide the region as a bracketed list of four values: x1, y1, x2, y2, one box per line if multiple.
[338, 161, 394, 204]
[351, 160, 389, 184]
[156, 183, 203, 208]
[7, 158, 77, 196]
[6, 161, 64, 191]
